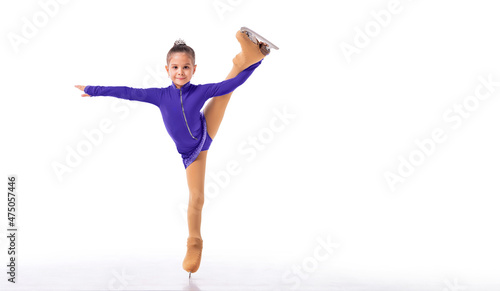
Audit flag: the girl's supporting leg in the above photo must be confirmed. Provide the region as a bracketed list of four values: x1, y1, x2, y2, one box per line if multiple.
[183, 150, 208, 273]
[203, 30, 266, 139]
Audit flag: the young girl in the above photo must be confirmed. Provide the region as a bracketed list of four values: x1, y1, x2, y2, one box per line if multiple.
[75, 28, 277, 277]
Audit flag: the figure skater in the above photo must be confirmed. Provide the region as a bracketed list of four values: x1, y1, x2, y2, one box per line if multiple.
[75, 27, 278, 278]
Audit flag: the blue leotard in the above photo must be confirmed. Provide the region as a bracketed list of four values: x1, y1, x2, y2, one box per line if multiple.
[84, 60, 261, 168]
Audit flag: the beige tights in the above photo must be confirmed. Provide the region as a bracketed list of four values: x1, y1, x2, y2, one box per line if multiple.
[182, 30, 267, 275]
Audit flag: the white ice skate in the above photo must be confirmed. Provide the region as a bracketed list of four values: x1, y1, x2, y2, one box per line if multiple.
[240, 27, 279, 54]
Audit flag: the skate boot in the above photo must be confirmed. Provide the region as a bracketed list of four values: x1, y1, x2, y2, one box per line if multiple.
[233, 27, 279, 71]
[240, 26, 279, 55]
[182, 237, 203, 278]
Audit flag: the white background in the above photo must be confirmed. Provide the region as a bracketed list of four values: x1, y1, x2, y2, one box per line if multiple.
[1, 0, 500, 290]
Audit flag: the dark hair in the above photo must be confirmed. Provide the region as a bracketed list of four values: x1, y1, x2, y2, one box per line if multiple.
[166, 39, 195, 65]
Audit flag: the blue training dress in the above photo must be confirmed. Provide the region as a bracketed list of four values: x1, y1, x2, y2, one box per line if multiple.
[84, 60, 262, 168]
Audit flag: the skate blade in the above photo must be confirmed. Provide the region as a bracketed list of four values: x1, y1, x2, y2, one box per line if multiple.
[240, 26, 279, 50]
[189, 272, 191, 279]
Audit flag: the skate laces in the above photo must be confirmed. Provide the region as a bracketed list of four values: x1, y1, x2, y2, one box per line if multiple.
[243, 30, 259, 45]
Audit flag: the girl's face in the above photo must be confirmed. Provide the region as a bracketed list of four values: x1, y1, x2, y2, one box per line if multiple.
[166, 53, 197, 89]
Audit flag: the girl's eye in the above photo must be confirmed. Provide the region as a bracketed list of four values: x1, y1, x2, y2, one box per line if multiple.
[184, 66, 189, 69]
[173, 66, 178, 69]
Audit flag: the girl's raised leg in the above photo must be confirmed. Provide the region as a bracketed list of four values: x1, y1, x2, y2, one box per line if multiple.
[203, 30, 267, 139]
[183, 150, 208, 275]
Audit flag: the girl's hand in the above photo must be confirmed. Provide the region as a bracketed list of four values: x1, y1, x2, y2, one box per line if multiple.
[74, 85, 90, 97]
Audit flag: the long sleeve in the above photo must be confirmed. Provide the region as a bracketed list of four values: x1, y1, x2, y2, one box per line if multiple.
[84, 86, 162, 107]
[199, 59, 262, 100]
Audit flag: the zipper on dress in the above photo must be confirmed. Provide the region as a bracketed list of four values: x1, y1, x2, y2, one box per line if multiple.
[180, 88, 197, 140]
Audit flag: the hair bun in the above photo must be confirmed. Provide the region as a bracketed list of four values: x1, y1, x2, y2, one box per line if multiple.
[174, 39, 186, 46]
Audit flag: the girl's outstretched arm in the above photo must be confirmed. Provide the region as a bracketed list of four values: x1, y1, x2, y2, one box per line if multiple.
[75, 85, 90, 97]
[74, 85, 162, 106]
[199, 59, 262, 102]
